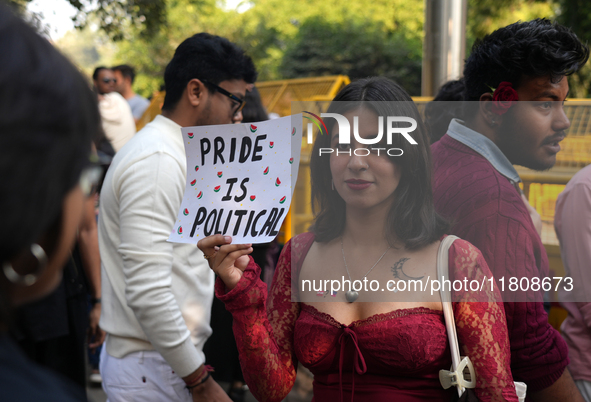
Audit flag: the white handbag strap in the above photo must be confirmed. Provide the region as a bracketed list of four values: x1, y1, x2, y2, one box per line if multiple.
[437, 236, 527, 401]
[437, 235, 476, 397]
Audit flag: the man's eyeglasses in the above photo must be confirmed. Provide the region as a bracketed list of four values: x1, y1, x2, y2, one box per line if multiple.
[201, 79, 245, 115]
[102, 78, 117, 84]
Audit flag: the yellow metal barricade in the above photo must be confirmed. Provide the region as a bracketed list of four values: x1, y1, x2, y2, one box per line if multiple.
[134, 75, 353, 131]
[136, 91, 165, 132]
[258, 75, 351, 118]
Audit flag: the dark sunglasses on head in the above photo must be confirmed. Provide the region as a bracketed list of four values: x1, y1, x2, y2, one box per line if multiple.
[201, 79, 245, 114]
[102, 78, 117, 84]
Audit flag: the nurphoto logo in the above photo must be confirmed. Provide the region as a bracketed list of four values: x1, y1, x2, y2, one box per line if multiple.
[303, 110, 418, 156]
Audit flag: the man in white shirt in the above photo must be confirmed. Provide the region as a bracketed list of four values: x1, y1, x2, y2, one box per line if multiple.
[112, 64, 151, 124]
[98, 33, 257, 402]
[93, 66, 136, 152]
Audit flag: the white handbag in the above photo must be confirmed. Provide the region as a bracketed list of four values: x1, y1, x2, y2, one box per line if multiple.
[437, 235, 527, 402]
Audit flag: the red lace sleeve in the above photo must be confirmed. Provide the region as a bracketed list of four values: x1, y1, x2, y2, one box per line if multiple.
[215, 237, 302, 402]
[449, 239, 519, 402]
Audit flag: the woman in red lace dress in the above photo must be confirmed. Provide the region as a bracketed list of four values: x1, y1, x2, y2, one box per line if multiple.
[199, 77, 519, 402]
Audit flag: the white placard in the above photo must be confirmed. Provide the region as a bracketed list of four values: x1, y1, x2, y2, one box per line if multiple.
[168, 114, 303, 244]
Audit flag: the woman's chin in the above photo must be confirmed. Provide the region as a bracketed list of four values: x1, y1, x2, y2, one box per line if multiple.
[343, 197, 394, 213]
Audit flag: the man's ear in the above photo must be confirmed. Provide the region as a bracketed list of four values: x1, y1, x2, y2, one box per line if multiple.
[186, 78, 208, 107]
[478, 92, 502, 127]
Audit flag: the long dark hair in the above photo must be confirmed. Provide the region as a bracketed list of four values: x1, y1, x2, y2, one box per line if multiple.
[0, 4, 100, 319]
[310, 77, 448, 249]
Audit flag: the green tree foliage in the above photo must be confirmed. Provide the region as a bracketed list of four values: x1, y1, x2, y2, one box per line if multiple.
[67, 0, 168, 41]
[279, 18, 422, 95]
[105, 0, 236, 97]
[231, 0, 424, 81]
[56, 26, 116, 78]
[80, 0, 425, 96]
[556, 0, 591, 97]
[36, 0, 586, 99]
[558, 0, 591, 37]
[6, 0, 169, 40]
[467, 0, 555, 54]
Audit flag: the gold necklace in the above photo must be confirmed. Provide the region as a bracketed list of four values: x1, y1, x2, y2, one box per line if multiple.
[340, 238, 391, 303]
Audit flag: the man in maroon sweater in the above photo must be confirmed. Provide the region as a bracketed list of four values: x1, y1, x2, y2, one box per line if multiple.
[432, 20, 589, 401]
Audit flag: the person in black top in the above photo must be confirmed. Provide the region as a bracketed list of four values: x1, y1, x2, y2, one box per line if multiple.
[0, 4, 101, 401]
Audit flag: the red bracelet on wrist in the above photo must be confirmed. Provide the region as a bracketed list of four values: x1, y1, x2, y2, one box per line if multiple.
[186, 365, 214, 390]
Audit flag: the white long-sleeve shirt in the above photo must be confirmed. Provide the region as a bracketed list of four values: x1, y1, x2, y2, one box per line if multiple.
[99, 92, 136, 152]
[98, 114, 214, 377]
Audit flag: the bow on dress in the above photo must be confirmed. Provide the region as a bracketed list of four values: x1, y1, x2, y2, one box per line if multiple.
[338, 327, 368, 402]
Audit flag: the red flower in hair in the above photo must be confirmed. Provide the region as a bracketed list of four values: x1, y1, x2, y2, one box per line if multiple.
[491, 81, 518, 115]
